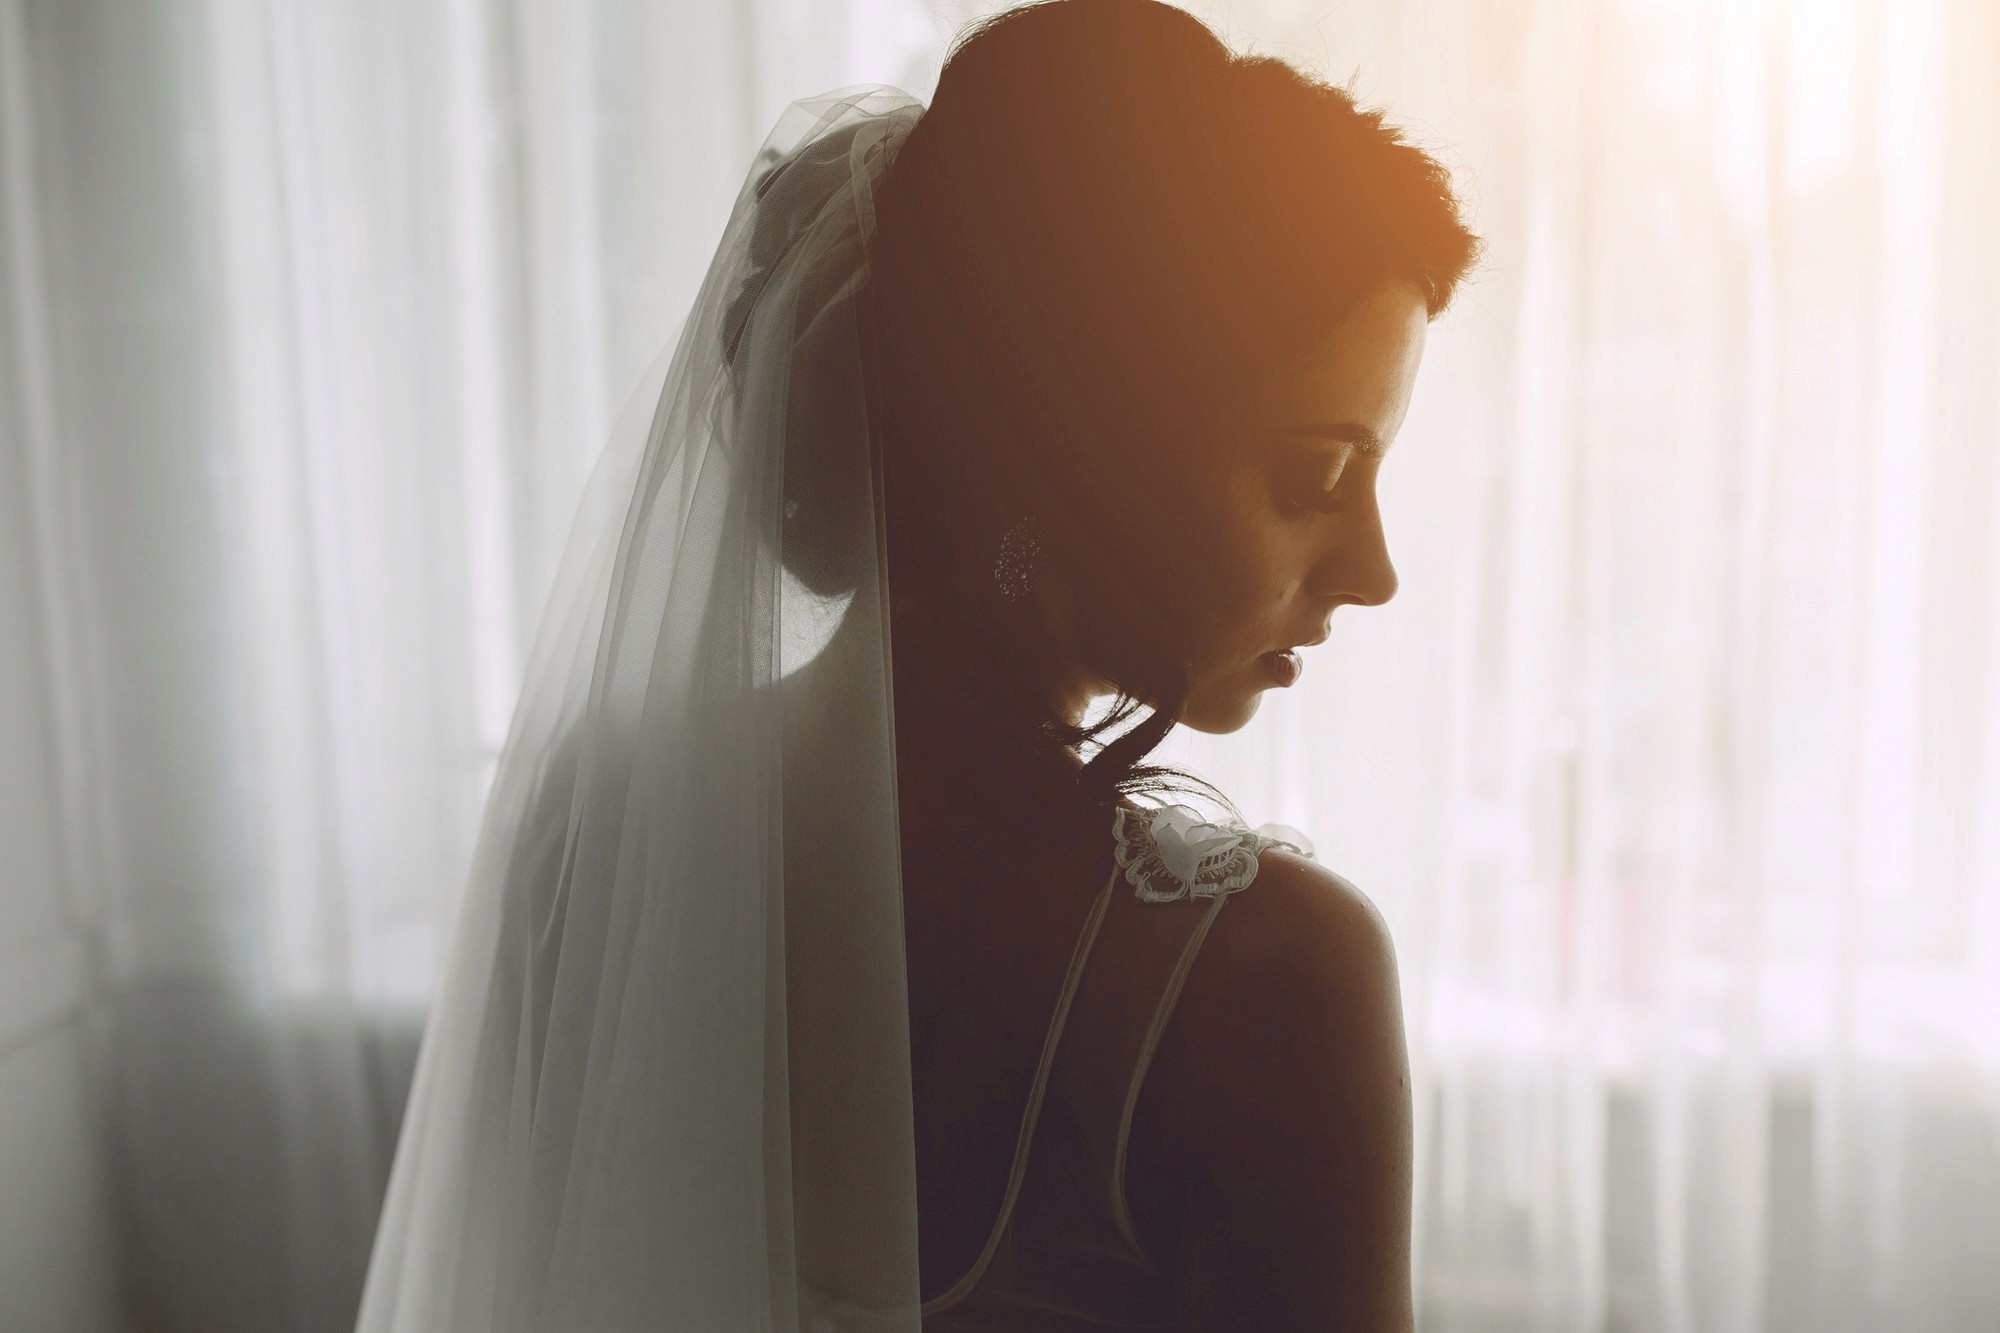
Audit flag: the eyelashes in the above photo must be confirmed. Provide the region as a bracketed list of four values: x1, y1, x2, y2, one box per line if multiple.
[1269, 447, 1376, 519]
[1274, 473, 1346, 519]
[1278, 489, 1337, 518]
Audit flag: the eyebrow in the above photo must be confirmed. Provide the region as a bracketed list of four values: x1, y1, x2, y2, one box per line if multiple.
[1281, 422, 1389, 458]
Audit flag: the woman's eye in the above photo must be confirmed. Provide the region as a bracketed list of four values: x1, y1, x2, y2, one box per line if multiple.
[1277, 476, 1341, 517]
[1269, 448, 1361, 518]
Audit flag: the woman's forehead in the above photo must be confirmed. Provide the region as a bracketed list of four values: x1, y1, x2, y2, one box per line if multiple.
[1248, 283, 1429, 437]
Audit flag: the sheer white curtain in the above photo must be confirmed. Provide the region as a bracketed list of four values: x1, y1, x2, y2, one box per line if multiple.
[3, 1, 1994, 1331]
[1180, 1, 2000, 1329]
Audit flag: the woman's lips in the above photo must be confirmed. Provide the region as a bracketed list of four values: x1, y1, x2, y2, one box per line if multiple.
[1258, 648, 1303, 687]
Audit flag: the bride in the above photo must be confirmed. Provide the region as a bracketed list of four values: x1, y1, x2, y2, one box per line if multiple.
[357, 2, 1480, 1330]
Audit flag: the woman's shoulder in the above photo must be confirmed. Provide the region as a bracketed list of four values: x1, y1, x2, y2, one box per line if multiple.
[1126, 816, 1411, 1319]
[1108, 799, 1404, 1147]
[1165, 819, 1402, 1061]
[1122, 799, 1407, 1182]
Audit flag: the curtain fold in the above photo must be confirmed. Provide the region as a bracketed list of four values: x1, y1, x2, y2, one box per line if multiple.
[2, 2, 1994, 1330]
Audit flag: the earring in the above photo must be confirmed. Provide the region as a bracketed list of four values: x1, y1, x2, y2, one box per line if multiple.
[992, 513, 1044, 601]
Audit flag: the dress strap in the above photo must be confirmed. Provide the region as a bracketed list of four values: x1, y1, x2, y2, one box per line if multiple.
[1051, 804, 1316, 1258]
[917, 864, 1120, 1317]
[918, 804, 1319, 1321]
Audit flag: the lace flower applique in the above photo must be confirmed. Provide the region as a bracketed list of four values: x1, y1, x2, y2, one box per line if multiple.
[1111, 803, 1317, 904]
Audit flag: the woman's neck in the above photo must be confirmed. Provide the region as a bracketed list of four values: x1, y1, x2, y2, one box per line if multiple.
[886, 597, 1099, 830]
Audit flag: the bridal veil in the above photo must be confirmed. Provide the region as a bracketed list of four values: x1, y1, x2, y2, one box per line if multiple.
[356, 86, 928, 1331]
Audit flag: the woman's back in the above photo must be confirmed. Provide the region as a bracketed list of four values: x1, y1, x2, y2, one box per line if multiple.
[903, 810, 1116, 1299]
[903, 800, 1325, 1329]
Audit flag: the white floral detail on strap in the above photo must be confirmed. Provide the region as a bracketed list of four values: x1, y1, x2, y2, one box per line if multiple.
[1111, 804, 1317, 904]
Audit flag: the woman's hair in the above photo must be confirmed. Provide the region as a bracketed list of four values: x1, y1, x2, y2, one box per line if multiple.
[854, 0, 1482, 824]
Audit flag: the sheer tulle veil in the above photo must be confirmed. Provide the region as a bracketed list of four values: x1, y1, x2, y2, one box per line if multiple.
[356, 85, 928, 1332]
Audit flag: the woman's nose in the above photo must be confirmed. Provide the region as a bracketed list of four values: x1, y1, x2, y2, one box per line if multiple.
[1309, 514, 1398, 607]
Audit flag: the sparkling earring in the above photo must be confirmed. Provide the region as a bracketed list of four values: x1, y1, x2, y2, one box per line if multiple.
[992, 513, 1044, 601]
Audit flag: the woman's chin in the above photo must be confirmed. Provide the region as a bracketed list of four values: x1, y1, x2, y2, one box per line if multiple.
[1178, 680, 1264, 736]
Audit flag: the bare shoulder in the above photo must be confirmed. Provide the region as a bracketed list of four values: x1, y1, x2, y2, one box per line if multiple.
[1130, 845, 1415, 1331]
[1152, 845, 1407, 1155]
[1158, 846, 1405, 1101]
[1208, 845, 1401, 996]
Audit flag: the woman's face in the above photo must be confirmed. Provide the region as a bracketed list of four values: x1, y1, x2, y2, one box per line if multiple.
[1177, 279, 1431, 733]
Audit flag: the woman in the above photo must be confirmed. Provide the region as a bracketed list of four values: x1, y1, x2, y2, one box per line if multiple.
[358, 2, 1480, 1330]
